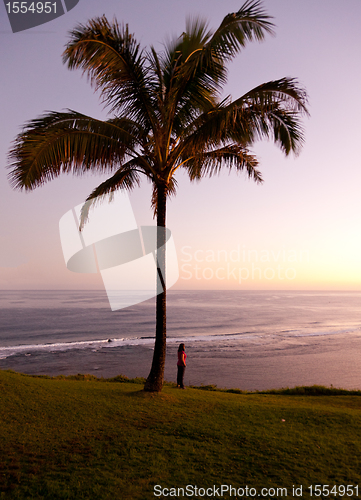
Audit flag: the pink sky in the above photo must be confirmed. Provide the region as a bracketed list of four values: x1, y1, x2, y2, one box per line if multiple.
[1, 0, 360, 291]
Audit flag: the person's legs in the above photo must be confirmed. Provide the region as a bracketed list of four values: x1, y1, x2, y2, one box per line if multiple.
[177, 366, 185, 388]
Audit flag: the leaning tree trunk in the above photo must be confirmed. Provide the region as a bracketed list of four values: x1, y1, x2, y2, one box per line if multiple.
[144, 183, 167, 392]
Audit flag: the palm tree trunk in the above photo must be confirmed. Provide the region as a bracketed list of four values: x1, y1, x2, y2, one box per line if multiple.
[144, 183, 167, 392]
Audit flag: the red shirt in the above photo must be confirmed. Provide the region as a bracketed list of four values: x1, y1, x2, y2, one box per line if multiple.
[177, 350, 187, 366]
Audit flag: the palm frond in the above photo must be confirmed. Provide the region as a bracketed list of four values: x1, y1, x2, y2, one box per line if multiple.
[79, 160, 144, 229]
[7, 111, 143, 190]
[63, 17, 157, 130]
[227, 78, 309, 155]
[183, 145, 262, 183]
[208, 0, 275, 61]
[162, 0, 275, 131]
[175, 77, 308, 158]
[238, 77, 309, 115]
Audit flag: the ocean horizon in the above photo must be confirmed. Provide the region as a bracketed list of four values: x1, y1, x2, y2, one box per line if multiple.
[1, 289, 360, 390]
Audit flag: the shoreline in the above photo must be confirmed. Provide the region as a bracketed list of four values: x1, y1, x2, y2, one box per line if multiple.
[1, 332, 361, 391]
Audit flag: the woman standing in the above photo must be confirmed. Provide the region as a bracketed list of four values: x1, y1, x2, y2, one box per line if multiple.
[177, 343, 187, 389]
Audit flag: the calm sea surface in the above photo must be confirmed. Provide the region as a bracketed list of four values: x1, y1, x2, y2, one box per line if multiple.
[1, 290, 360, 359]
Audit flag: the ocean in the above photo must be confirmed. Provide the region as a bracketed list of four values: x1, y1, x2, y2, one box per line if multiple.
[1, 290, 361, 390]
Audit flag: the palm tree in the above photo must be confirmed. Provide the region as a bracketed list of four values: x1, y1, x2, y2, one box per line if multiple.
[8, 0, 308, 392]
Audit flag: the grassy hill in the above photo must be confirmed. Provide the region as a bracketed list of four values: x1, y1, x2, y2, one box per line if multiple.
[1, 369, 361, 499]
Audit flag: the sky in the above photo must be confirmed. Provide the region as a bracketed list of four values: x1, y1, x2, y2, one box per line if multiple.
[0, 0, 361, 292]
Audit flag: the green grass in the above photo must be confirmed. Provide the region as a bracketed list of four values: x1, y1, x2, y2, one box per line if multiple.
[1, 370, 361, 499]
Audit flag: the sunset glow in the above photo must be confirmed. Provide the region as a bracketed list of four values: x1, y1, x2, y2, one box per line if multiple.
[1, 0, 360, 292]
